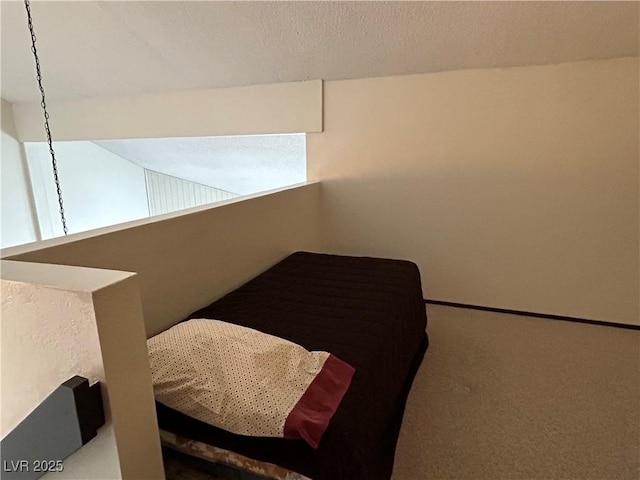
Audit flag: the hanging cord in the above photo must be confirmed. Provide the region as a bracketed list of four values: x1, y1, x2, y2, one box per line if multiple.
[24, 0, 67, 235]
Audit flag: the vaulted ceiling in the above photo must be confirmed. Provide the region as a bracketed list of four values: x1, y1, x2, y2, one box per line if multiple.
[2, 1, 638, 103]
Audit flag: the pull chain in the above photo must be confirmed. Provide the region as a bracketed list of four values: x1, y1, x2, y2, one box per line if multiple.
[24, 0, 67, 235]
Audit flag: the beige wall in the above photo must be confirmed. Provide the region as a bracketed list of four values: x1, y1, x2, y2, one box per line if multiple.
[12, 80, 322, 141]
[1, 98, 18, 139]
[1, 268, 106, 439]
[1, 260, 164, 479]
[2, 182, 322, 336]
[1, 183, 320, 476]
[308, 57, 639, 325]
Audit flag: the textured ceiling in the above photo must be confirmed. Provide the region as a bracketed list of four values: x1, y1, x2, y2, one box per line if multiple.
[2, 1, 638, 103]
[94, 134, 306, 195]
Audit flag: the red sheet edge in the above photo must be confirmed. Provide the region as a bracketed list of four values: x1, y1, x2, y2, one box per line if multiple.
[283, 354, 355, 449]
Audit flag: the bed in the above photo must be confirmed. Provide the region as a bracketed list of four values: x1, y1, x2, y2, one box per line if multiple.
[154, 251, 429, 480]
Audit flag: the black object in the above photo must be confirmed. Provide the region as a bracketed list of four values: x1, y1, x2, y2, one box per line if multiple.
[425, 299, 640, 331]
[1, 376, 105, 480]
[23, 0, 68, 235]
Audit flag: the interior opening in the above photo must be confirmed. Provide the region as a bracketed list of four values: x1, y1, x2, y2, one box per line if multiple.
[14, 133, 306, 243]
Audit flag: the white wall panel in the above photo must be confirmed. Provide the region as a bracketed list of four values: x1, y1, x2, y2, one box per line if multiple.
[145, 170, 237, 216]
[24, 141, 149, 239]
[1, 100, 39, 247]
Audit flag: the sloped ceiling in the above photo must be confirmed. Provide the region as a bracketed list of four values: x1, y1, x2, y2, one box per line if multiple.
[2, 1, 638, 103]
[94, 135, 306, 195]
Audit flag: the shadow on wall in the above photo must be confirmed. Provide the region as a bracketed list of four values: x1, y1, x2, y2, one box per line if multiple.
[318, 160, 637, 324]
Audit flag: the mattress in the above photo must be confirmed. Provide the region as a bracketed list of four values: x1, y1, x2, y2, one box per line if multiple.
[156, 251, 429, 480]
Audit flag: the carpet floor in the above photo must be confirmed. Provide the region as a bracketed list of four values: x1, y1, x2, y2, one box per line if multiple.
[392, 305, 640, 480]
[162, 305, 639, 479]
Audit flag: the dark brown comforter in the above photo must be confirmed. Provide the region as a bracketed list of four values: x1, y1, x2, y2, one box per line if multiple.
[156, 251, 429, 480]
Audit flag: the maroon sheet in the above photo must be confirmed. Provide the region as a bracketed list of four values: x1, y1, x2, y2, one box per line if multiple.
[156, 251, 429, 480]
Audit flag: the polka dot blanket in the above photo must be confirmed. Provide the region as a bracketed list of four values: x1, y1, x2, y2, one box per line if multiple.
[147, 319, 355, 449]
